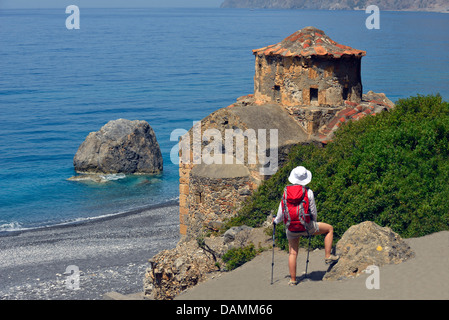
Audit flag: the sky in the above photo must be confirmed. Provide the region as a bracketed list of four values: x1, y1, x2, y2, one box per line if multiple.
[0, 0, 224, 9]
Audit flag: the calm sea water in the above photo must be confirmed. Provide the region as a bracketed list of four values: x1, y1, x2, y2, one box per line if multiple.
[0, 8, 448, 232]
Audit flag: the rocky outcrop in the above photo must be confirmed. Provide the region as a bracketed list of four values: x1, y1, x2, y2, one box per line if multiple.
[144, 238, 224, 300]
[143, 226, 270, 300]
[73, 119, 163, 175]
[323, 221, 415, 281]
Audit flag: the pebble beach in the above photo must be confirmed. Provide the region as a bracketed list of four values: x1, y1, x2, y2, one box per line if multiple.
[0, 204, 179, 300]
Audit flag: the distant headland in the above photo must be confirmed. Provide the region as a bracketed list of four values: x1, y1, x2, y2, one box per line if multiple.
[220, 0, 449, 13]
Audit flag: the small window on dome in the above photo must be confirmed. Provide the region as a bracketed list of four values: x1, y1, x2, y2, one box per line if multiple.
[310, 88, 318, 103]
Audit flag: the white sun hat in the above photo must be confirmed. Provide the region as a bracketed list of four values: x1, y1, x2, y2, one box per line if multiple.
[288, 166, 312, 186]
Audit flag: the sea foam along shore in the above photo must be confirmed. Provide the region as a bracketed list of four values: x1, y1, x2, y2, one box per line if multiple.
[0, 202, 180, 300]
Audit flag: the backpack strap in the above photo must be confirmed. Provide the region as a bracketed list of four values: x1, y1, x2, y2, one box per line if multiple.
[299, 186, 312, 236]
[282, 186, 289, 227]
[297, 185, 307, 225]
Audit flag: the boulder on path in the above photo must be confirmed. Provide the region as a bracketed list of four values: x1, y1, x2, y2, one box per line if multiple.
[323, 221, 415, 281]
[73, 119, 163, 175]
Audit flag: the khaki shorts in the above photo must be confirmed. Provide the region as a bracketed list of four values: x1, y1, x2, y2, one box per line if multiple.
[286, 221, 319, 240]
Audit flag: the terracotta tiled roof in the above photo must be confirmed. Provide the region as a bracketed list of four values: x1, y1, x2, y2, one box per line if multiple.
[252, 26, 366, 58]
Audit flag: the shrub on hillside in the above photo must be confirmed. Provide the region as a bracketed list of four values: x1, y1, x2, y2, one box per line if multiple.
[222, 244, 258, 271]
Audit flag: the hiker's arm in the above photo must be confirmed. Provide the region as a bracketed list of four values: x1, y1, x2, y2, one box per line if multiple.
[273, 203, 283, 225]
[309, 190, 317, 221]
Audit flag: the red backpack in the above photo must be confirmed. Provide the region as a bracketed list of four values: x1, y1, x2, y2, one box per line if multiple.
[281, 185, 311, 233]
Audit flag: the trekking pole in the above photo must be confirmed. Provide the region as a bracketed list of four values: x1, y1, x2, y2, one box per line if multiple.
[271, 222, 276, 285]
[304, 234, 311, 281]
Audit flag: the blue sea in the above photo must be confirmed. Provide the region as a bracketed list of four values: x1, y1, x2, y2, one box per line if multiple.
[0, 8, 448, 232]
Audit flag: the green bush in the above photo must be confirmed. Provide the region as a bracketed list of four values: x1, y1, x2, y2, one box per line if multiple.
[222, 244, 258, 271]
[226, 94, 449, 250]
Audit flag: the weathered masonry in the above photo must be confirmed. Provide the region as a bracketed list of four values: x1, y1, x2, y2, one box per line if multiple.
[253, 26, 365, 108]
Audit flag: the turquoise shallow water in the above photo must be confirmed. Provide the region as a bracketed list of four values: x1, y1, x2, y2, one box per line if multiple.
[0, 8, 448, 231]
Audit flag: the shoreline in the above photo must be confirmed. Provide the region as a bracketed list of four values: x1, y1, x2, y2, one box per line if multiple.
[0, 203, 180, 300]
[220, 7, 449, 14]
[0, 199, 179, 237]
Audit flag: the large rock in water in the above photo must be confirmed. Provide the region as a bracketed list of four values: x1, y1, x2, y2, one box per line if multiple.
[323, 221, 415, 281]
[73, 119, 163, 174]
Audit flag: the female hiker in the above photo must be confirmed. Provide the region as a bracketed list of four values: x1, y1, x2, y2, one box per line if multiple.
[273, 166, 339, 285]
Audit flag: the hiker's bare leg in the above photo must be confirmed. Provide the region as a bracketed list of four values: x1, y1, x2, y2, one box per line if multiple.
[288, 237, 300, 282]
[314, 222, 334, 259]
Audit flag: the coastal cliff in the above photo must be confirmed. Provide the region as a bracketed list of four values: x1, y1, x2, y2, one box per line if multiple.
[220, 0, 449, 12]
